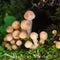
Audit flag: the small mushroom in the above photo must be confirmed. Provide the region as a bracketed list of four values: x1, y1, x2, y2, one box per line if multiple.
[21, 20, 31, 30]
[24, 41, 33, 48]
[19, 31, 28, 39]
[24, 10, 35, 20]
[30, 32, 39, 47]
[16, 40, 22, 47]
[52, 30, 57, 36]
[12, 30, 20, 39]
[30, 32, 38, 40]
[10, 40, 15, 45]
[4, 43, 12, 50]
[6, 26, 13, 33]
[11, 45, 18, 50]
[12, 21, 20, 30]
[54, 41, 60, 49]
[6, 34, 13, 41]
[40, 31, 48, 41]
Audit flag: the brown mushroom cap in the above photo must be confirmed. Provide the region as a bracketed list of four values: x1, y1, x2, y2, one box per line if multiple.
[30, 32, 38, 40]
[6, 34, 13, 41]
[55, 42, 60, 49]
[11, 45, 18, 50]
[40, 31, 48, 40]
[24, 41, 33, 48]
[52, 30, 57, 36]
[4, 43, 12, 50]
[39, 40, 45, 44]
[21, 20, 31, 30]
[12, 21, 20, 30]
[16, 40, 22, 46]
[6, 26, 13, 33]
[19, 31, 28, 39]
[10, 40, 15, 45]
[12, 30, 20, 39]
[24, 10, 35, 20]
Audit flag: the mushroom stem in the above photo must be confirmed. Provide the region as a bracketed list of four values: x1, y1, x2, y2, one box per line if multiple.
[32, 39, 39, 46]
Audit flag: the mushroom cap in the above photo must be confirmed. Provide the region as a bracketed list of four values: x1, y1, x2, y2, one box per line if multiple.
[12, 30, 20, 39]
[24, 10, 35, 20]
[4, 36, 7, 41]
[12, 21, 20, 30]
[19, 31, 28, 39]
[10, 40, 15, 45]
[16, 40, 22, 46]
[30, 32, 38, 40]
[52, 30, 57, 36]
[4, 43, 12, 50]
[55, 42, 60, 49]
[11, 45, 17, 50]
[40, 31, 48, 40]
[21, 20, 31, 30]
[6, 34, 13, 41]
[24, 41, 33, 48]
[6, 26, 13, 33]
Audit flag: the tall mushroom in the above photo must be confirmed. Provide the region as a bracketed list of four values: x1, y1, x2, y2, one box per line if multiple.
[24, 10, 35, 21]
[30, 32, 39, 49]
[39, 31, 48, 44]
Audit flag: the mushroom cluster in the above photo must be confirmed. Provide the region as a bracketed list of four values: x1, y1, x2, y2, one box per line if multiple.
[3, 20, 32, 50]
[53, 30, 60, 49]
[3, 21, 39, 50]
[2, 10, 38, 50]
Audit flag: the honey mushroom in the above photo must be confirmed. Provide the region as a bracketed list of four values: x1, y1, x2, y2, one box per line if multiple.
[6, 26, 13, 33]
[24, 41, 33, 48]
[12, 30, 20, 39]
[11, 45, 18, 50]
[24, 10, 35, 21]
[19, 31, 28, 39]
[30, 32, 39, 49]
[4, 43, 12, 50]
[52, 30, 57, 36]
[12, 21, 20, 30]
[21, 20, 31, 31]
[16, 40, 22, 47]
[6, 34, 13, 42]
[54, 41, 60, 49]
[10, 40, 15, 45]
[39, 31, 48, 44]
